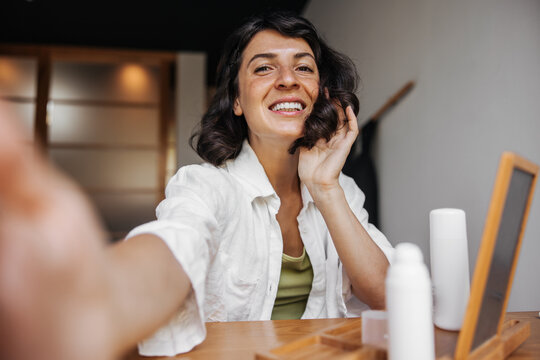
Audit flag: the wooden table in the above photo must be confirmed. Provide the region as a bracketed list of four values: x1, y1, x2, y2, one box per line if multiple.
[124, 312, 540, 359]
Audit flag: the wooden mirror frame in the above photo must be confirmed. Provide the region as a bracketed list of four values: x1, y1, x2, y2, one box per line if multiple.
[454, 152, 538, 360]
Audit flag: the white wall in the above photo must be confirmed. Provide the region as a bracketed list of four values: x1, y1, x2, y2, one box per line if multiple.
[176, 52, 206, 167]
[304, 0, 540, 310]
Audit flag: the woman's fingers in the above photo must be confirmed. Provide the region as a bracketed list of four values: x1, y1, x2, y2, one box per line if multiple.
[345, 106, 359, 140]
[333, 99, 346, 127]
[331, 105, 358, 147]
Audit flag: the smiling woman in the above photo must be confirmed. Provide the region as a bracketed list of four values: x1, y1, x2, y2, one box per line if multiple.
[191, 11, 360, 165]
[133, 10, 393, 356]
[233, 30, 320, 150]
[0, 10, 392, 360]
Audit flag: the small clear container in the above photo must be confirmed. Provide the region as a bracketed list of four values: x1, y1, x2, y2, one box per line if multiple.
[361, 309, 388, 350]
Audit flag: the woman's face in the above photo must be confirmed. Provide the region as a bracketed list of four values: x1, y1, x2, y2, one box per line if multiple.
[234, 29, 320, 148]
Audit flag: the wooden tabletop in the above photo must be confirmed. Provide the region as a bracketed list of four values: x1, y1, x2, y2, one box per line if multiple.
[123, 312, 540, 359]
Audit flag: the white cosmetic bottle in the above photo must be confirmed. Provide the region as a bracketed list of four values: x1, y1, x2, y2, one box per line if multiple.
[386, 243, 435, 360]
[430, 208, 470, 331]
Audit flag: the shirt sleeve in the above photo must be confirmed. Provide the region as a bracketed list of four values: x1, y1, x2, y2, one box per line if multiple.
[337, 173, 395, 317]
[125, 165, 221, 356]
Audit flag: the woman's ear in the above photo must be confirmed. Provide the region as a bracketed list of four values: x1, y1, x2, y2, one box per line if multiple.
[233, 98, 243, 116]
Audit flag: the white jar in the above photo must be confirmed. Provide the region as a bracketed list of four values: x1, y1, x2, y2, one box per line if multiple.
[386, 243, 435, 360]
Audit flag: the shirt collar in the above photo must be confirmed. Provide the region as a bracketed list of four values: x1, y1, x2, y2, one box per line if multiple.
[225, 140, 277, 202]
[225, 139, 315, 207]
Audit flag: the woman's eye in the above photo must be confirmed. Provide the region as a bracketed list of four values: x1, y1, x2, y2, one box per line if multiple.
[297, 65, 314, 73]
[254, 65, 271, 73]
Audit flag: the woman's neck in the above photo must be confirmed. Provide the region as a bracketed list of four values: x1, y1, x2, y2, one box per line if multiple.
[248, 137, 300, 197]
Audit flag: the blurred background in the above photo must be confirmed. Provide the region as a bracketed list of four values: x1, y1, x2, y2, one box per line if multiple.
[1, 0, 539, 311]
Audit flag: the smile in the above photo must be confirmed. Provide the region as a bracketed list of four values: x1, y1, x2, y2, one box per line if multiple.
[270, 101, 305, 112]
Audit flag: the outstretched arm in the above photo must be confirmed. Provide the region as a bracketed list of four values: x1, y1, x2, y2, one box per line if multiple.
[0, 104, 191, 360]
[298, 106, 390, 309]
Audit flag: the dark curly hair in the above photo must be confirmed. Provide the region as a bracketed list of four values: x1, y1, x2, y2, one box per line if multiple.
[190, 11, 360, 166]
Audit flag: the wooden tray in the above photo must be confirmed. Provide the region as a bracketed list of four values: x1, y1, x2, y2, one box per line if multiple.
[255, 318, 530, 360]
[255, 318, 387, 360]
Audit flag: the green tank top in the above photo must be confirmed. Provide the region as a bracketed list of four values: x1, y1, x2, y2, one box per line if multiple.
[271, 248, 314, 320]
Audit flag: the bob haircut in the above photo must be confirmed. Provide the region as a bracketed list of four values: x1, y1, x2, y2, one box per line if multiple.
[190, 11, 360, 166]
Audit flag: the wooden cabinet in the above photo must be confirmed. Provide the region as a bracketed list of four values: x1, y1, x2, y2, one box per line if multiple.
[0, 45, 176, 240]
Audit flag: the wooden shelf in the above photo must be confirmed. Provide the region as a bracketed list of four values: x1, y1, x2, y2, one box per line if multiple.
[49, 98, 159, 109]
[48, 142, 159, 151]
[0, 95, 36, 103]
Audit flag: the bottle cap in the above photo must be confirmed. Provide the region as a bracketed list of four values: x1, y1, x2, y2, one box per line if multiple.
[394, 242, 424, 263]
[430, 208, 467, 240]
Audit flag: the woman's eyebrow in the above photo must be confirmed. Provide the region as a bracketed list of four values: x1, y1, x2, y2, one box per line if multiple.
[294, 52, 315, 60]
[247, 52, 315, 66]
[247, 53, 276, 66]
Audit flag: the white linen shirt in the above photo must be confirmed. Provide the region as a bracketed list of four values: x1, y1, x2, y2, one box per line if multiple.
[127, 140, 394, 356]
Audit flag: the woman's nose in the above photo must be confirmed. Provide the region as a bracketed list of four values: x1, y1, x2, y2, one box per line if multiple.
[275, 68, 299, 89]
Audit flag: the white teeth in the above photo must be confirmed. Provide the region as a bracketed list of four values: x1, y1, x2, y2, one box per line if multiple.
[271, 101, 303, 111]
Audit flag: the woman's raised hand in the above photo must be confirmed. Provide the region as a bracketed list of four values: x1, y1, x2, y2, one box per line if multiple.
[0, 103, 115, 360]
[298, 105, 359, 197]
